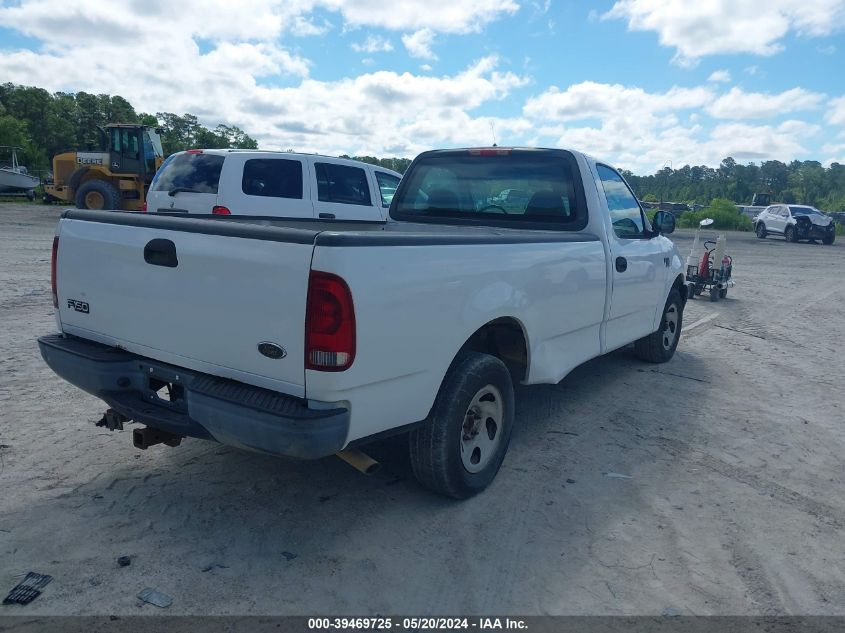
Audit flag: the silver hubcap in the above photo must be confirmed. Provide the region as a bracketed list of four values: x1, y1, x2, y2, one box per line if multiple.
[460, 385, 503, 473]
[662, 304, 679, 350]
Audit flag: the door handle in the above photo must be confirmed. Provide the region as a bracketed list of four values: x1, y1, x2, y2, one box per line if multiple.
[615, 256, 627, 273]
[144, 239, 178, 268]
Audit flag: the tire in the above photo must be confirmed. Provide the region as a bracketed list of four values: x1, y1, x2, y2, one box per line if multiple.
[785, 225, 798, 243]
[709, 287, 719, 302]
[823, 232, 835, 245]
[756, 223, 767, 239]
[634, 289, 683, 363]
[719, 287, 728, 299]
[75, 180, 121, 210]
[409, 352, 515, 499]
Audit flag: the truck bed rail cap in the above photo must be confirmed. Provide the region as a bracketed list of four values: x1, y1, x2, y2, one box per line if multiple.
[61, 209, 317, 244]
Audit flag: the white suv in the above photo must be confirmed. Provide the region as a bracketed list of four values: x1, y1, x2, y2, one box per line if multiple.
[146, 150, 401, 220]
[754, 204, 835, 245]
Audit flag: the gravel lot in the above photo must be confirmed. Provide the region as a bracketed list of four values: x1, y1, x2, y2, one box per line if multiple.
[0, 202, 843, 616]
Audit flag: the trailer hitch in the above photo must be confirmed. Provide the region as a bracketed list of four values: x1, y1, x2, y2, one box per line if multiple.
[132, 427, 183, 450]
[95, 408, 131, 431]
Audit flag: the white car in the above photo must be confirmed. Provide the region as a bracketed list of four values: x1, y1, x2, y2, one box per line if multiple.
[41, 147, 686, 498]
[146, 150, 402, 221]
[754, 204, 835, 245]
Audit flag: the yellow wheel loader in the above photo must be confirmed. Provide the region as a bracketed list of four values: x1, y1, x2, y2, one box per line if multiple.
[44, 124, 164, 211]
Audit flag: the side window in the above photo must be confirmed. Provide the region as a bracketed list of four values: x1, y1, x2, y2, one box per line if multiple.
[375, 171, 400, 207]
[315, 162, 372, 206]
[241, 159, 303, 199]
[596, 164, 645, 238]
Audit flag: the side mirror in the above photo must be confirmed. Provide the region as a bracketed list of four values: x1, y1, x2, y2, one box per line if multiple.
[653, 210, 676, 235]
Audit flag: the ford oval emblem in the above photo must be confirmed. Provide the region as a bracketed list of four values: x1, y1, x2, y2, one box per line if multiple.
[258, 342, 287, 359]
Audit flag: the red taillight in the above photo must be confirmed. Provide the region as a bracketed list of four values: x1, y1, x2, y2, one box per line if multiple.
[186, 149, 203, 154]
[140, 201, 147, 213]
[51, 236, 59, 308]
[212, 206, 231, 215]
[305, 271, 355, 371]
[468, 147, 511, 156]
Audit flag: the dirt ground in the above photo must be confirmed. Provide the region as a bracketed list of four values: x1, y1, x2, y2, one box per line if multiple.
[0, 202, 843, 616]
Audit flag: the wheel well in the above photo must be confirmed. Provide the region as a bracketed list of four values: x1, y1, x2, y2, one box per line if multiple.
[456, 318, 529, 383]
[68, 167, 90, 193]
[672, 273, 687, 305]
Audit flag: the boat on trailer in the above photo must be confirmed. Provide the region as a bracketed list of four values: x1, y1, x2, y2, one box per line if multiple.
[0, 146, 40, 197]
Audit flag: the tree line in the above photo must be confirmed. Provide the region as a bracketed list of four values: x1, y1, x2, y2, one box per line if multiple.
[0, 83, 258, 171]
[622, 157, 845, 212]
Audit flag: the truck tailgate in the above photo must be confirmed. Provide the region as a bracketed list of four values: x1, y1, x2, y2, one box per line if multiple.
[55, 213, 315, 397]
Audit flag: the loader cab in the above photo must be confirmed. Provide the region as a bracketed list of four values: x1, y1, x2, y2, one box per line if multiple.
[104, 124, 164, 182]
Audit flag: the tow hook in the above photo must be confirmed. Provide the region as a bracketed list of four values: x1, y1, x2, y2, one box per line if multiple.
[95, 408, 131, 431]
[336, 448, 380, 475]
[132, 427, 183, 450]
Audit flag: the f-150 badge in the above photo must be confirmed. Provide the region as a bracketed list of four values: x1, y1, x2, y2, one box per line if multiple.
[67, 299, 90, 313]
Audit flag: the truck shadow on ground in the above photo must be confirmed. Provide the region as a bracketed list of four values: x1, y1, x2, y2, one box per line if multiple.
[4, 345, 712, 613]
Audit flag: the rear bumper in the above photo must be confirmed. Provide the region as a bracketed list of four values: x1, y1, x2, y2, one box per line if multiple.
[38, 334, 349, 459]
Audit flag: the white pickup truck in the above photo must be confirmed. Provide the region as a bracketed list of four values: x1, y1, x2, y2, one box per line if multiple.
[39, 147, 687, 498]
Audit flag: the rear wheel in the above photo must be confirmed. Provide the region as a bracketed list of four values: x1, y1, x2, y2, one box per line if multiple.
[409, 352, 514, 499]
[76, 180, 121, 210]
[823, 232, 835, 245]
[756, 223, 767, 239]
[634, 289, 683, 363]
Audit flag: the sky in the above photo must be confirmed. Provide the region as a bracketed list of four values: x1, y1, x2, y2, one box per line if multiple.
[0, 0, 844, 174]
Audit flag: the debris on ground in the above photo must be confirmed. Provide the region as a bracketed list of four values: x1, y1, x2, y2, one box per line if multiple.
[566, 478, 576, 484]
[201, 563, 229, 572]
[117, 556, 131, 567]
[137, 588, 172, 608]
[282, 551, 298, 561]
[605, 472, 633, 480]
[3, 572, 53, 605]
[662, 607, 681, 617]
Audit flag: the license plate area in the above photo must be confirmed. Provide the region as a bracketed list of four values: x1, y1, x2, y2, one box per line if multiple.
[139, 362, 188, 413]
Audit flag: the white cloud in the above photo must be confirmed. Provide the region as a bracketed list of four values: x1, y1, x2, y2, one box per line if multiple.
[523, 81, 821, 172]
[402, 29, 438, 59]
[351, 35, 394, 53]
[826, 96, 845, 126]
[0, 0, 529, 159]
[707, 87, 825, 119]
[604, 0, 845, 65]
[524, 81, 712, 121]
[707, 69, 731, 83]
[322, 0, 518, 33]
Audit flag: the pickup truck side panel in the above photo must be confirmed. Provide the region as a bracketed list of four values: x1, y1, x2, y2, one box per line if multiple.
[308, 237, 607, 443]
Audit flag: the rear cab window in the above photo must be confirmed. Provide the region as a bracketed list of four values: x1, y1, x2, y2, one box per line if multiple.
[151, 152, 225, 194]
[391, 149, 588, 230]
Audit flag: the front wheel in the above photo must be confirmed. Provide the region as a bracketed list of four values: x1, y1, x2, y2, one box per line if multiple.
[823, 232, 835, 245]
[785, 225, 798, 243]
[75, 180, 121, 210]
[409, 352, 515, 499]
[634, 289, 683, 363]
[756, 223, 767, 239]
